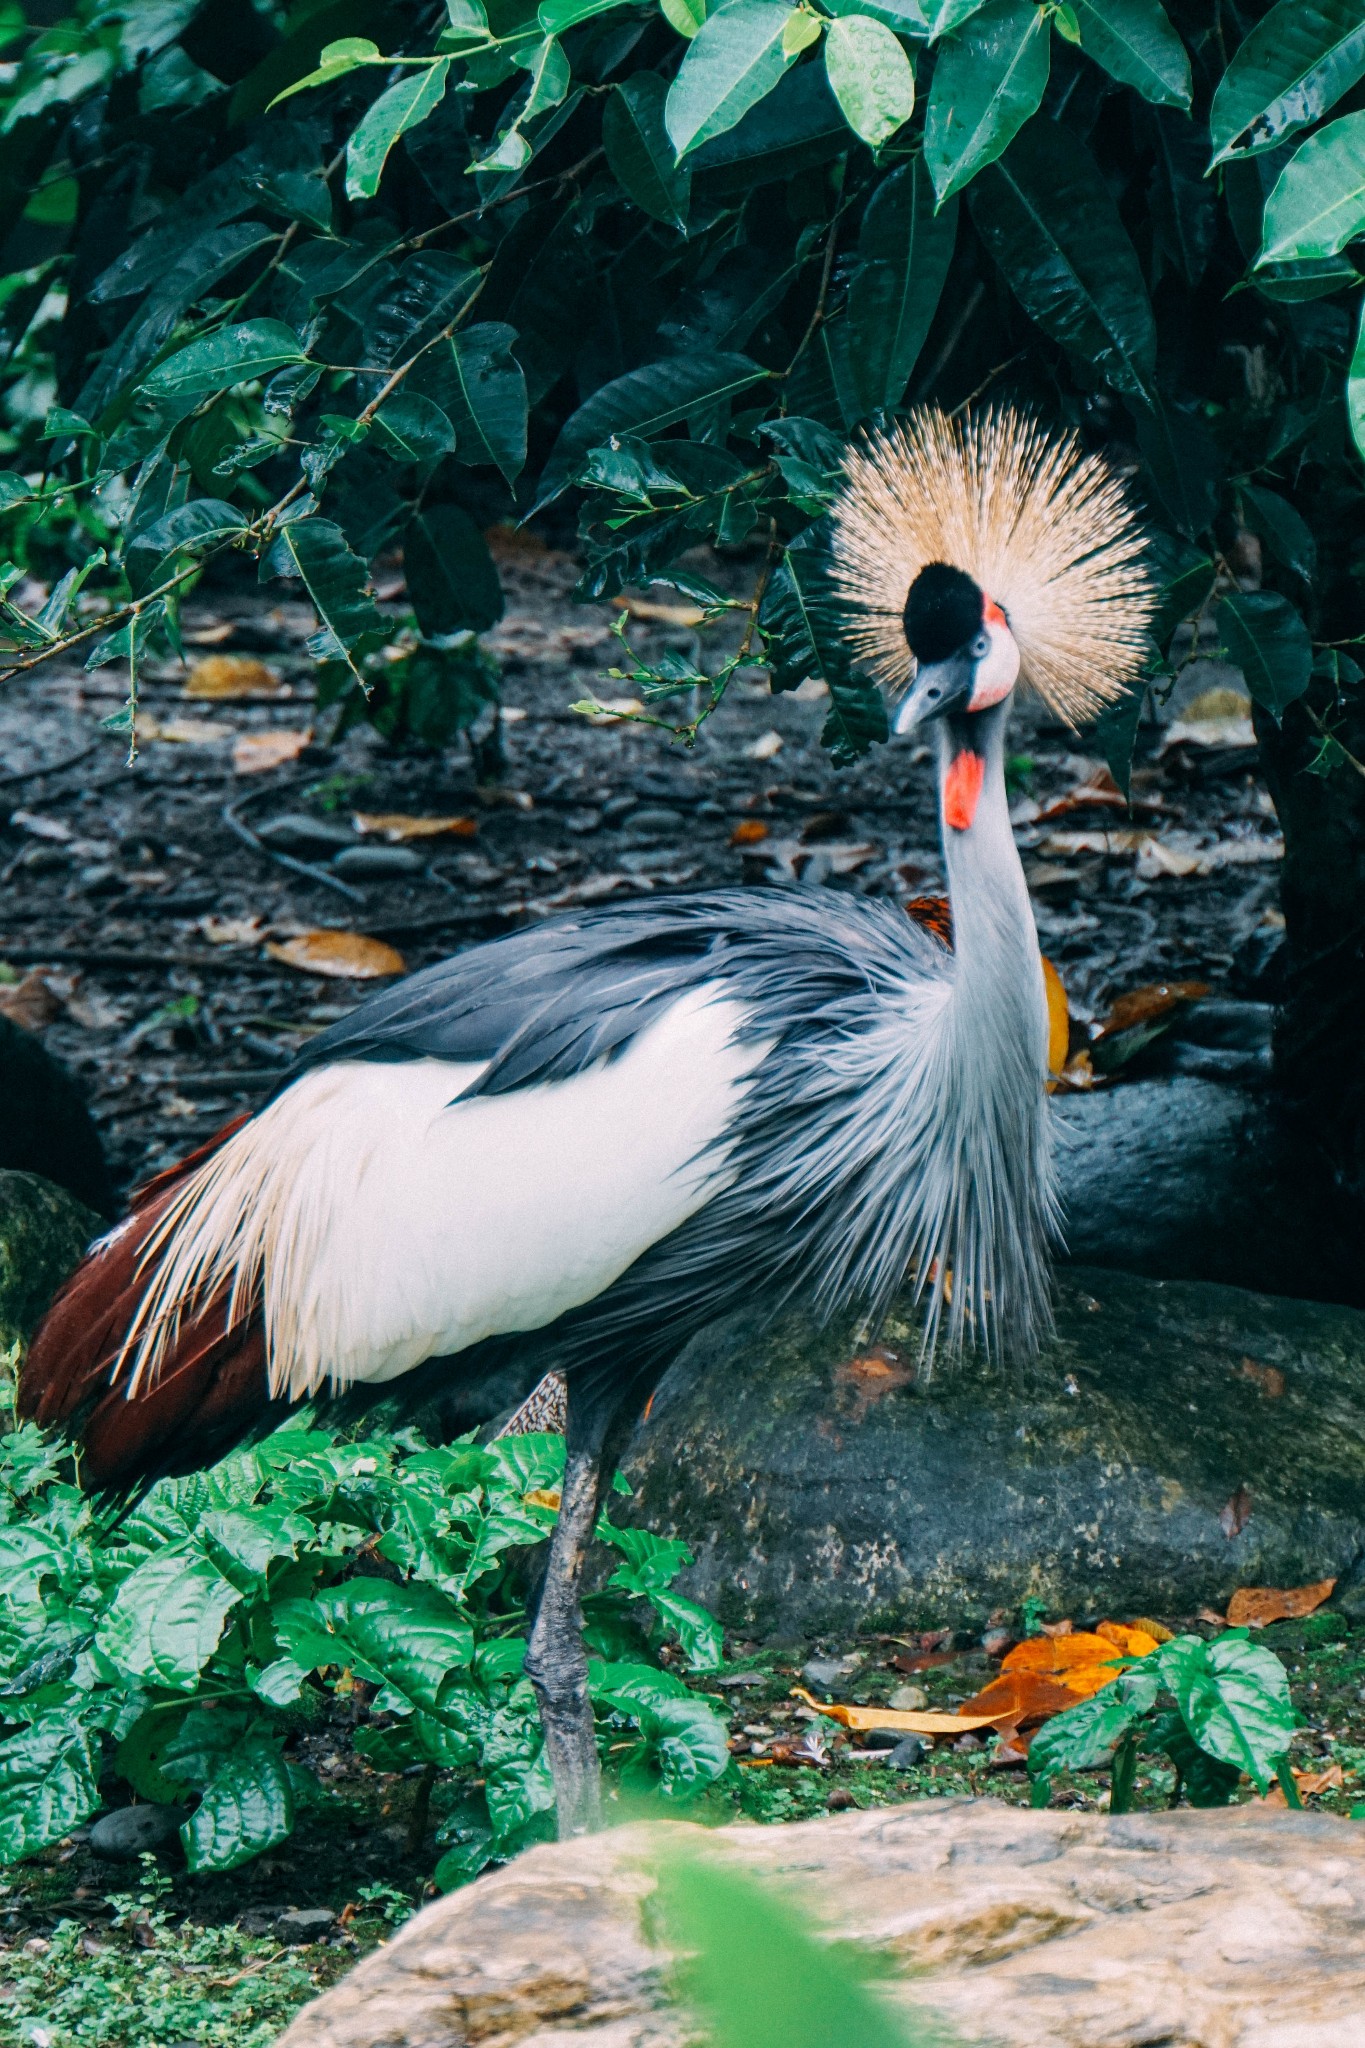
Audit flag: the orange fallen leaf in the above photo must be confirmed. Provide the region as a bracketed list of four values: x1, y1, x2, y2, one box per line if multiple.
[730, 820, 769, 846]
[266, 931, 406, 979]
[956, 1670, 1079, 1726]
[352, 812, 479, 843]
[1226, 1579, 1336, 1629]
[1295, 1763, 1345, 1796]
[185, 654, 285, 699]
[1001, 1628, 1156, 1699]
[1094, 1621, 1163, 1657]
[234, 728, 312, 774]
[791, 1686, 1001, 1736]
[1093, 980, 1210, 1040]
[1128, 1616, 1174, 1644]
[1042, 955, 1069, 1083]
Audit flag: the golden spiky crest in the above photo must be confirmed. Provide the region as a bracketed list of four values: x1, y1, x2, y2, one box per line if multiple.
[829, 406, 1156, 726]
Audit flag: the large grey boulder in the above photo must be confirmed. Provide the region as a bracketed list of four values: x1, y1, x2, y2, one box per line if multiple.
[0, 1169, 99, 1349]
[621, 1265, 1365, 1631]
[275, 1803, 1365, 2048]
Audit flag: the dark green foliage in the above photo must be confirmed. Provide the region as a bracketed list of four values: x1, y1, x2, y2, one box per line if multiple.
[0, 0, 1362, 778]
[0, 1405, 728, 1880]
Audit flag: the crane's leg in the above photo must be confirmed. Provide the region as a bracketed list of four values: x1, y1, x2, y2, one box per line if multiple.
[524, 1381, 637, 1838]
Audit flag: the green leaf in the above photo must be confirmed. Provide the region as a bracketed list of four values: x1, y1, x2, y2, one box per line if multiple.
[824, 14, 915, 147]
[511, 35, 572, 125]
[1157, 1633, 1296, 1793]
[967, 119, 1156, 402]
[372, 392, 458, 463]
[1135, 394, 1221, 540]
[1258, 113, 1365, 265]
[923, 0, 1050, 206]
[1211, 0, 1365, 166]
[534, 350, 768, 509]
[310, 1579, 476, 1712]
[405, 503, 505, 636]
[115, 1706, 195, 1805]
[96, 1553, 243, 1690]
[539, 0, 630, 27]
[1093, 681, 1146, 799]
[421, 323, 528, 483]
[263, 517, 384, 675]
[0, 471, 34, 510]
[346, 60, 452, 202]
[847, 155, 956, 412]
[267, 35, 381, 108]
[761, 536, 889, 762]
[181, 1737, 295, 1872]
[0, 1715, 100, 1862]
[603, 71, 692, 230]
[927, 0, 991, 33]
[1240, 483, 1317, 582]
[784, 11, 823, 53]
[1217, 590, 1313, 722]
[662, 0, 707, 33]
[1027, 1662, 1159, 1777]
[1072, 0, 1189, 110]
[666, 0, 801, 160]
[645, 1588, 726, 1671]
[1349, 297, 1365, 462]
[140, 319, 308, 399]
[826, 0, 926, 27]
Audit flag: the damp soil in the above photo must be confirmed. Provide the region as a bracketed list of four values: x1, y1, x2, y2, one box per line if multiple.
[1, 532, 1284, 1200]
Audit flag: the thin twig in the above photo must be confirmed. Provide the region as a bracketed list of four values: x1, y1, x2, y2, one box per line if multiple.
[222, 796, 365, 903]
[0, 741, 98, 788]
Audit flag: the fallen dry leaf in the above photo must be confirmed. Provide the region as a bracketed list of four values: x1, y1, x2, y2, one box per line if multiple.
[182, 620, 237, 647]
[790, 1687, 1001, 1736]
[1159, 688, 1256, 754]
[747, 729, 784, 762]
[0, 968, 66, 1031]
[1295, 1763, 1345, 1796]
[1042, 955, 1069, 1082]
[620, 594, 705, 627]
[234, 728, 312, 775]
[1094, 1621, 1164, 1657]
[199, 914, 268, 947]
[1220, 1485, 1254, 1540]
[956, 1670, 1079, 1726]
[1226, 1579, 1336, 1629]
[138, 714, 234, 745]
[730, 820, 769, 846]
[1094, 981, 1210, 1040]
[1127, 1616, 1174, 1644]
[352, 812, 479, 843]
[1001, 1628, 1156, 1699]
[266, 931, 406, 979]
[185, 654, 285, 699]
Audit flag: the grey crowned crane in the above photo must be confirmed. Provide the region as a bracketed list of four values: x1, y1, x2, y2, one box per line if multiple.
[21, 409, 1154, 1835]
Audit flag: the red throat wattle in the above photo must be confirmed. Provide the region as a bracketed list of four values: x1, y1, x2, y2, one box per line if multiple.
[943, 749, 985, 832]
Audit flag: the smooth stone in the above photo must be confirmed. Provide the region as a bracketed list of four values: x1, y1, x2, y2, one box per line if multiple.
[89, 1804, 186, 1859]
[331, 845, 424, 879]
[886, 1735, 925, 1768]
[800, 1654, 861, 1691]
[888, 1685, 928, 1712]
[0, 1016, 114, 1215]
[0, 1170, 101, 1348]
[623, 806, 685, 838]
[276, 1908, 337, 1945]
[620, 1265, 1365, 1631]
[257, 813, 355, 855]
[274, 1805, 1365, 2048]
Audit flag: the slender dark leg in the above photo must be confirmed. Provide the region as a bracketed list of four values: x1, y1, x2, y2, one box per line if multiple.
[524, 1383, 637, 1838]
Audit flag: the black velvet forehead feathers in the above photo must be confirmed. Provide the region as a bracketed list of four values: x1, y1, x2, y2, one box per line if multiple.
[903, 561, 983, 666]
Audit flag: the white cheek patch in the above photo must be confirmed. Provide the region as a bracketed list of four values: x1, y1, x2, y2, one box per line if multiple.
[968, 609, 1020, 711]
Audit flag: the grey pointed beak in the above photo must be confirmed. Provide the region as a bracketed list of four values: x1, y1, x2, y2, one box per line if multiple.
[893, 656, 972, 736]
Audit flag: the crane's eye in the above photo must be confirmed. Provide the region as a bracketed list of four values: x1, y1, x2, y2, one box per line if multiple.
[971, 632, 990, 659]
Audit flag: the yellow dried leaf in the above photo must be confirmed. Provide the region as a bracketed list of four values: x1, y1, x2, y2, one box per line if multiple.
[266, 931, 406, 979]
[184, 654, 284, 699]
[790, 1686, 1001, 1735]
[234, 728, 312, 775]
[352, 812, 479, 842]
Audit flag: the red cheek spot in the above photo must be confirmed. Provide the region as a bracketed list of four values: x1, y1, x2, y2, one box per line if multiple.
[943, 749, 985, 832]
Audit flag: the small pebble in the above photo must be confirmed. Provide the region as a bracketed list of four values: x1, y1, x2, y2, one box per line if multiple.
[886, 1735, 926, 1769]
[257, 813, 354, 855]
[889, 1684, 928, 1712]
[625, 805, 686, 838]
[275, 1907, 337, 1945]
[802, 1654, 862, 1691]
[331, 845, 423, 879]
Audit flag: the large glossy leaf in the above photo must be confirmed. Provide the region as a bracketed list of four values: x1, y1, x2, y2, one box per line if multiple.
[96, 1553, 243, 1690]
[847, 156, 956, 412]
[140, 318, 308, 399]
[1349, 298, 1365, 462]
[688, 61, 849, 191]
[923, 0, 1049, 205]
[263, 516, 384, 674]
[1217, 590, 1313, 722]
[346, 59, 452, 202]
[1211, 0, 1365, 165]
[1134, 395, 1221, 541]
[1145, 103, 1217, 287]
[824, 14, 915, 148]
[310, 1579, 476, 1712]
[405, 503, 505, 635]
[1240, 483, 1317, 582]
[1027, 1662, 1160, 1776]
[420, 323, 528, 483]
[665, 0, 800, 160]
[603, 71, 691, 229]
[1157, 1633, 1296, 1792]
[534, 350, 768, 509]
[761, 536, 888, 762]
[181, 1737, 295, 1872]
[1258, 112, 1365, 264]
[968, 119, 1156, 402]
[1073, 0, 1189, 109]
[0, 1715, 100, 1861]
[372, 391, 457, 463]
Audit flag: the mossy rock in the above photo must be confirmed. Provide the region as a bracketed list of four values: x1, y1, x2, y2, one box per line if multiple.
[0, 1171, 100, 1350]
[622, 1265, 1365, 1632]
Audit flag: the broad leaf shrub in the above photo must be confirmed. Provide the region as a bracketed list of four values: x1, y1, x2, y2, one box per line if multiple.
[0, 1378, 727, 1883]
[0, 0, 1363, 781]
[1028, 1628, 1300, 1812]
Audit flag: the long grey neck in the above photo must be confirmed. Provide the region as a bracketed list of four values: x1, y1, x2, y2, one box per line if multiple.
[922, 702, 1056, 1356]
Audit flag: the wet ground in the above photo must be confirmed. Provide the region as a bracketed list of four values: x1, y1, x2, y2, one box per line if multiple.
[1, 532, 1284, 1199]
